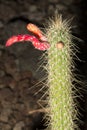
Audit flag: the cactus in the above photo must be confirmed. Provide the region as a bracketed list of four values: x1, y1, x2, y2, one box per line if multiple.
[5, 15, 78, 130]
[44, 15, 78, 130]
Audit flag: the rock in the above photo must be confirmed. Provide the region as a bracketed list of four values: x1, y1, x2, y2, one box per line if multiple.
[0, 84, 6, 89]
[4, 57, 19, 76]
[0, 20, 4, 28]
[3, 124, 11, 130]
[0, 108, 12, 122]
[13, 121, 25, 130]
[0, 4, 16, 22]
[0, 69, 5, 77]
[20, 71, 32, 80]
[0, 75, 15, 89]
[12, 72, 21, 82]
[49, 0, 59, 3]
[0, 87, 13, 100]
[62, 0, 73, 5]
[56, 4, 68, 11]
[0, 123, 11, 130]
[29, 5, 37, 12]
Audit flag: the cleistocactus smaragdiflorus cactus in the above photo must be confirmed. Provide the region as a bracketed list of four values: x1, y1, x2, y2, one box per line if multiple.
[5, 15, 79, 130]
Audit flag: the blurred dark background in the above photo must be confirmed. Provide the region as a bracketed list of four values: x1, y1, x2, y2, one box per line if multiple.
[0, 0, 87, 130]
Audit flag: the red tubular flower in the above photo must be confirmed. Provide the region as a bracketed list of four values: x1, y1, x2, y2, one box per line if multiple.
[5, 34, 50, 51]
[5, 23, 50, 51]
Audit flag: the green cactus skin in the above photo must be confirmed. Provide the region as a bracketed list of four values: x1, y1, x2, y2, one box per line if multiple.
[44, 15, 78, 130]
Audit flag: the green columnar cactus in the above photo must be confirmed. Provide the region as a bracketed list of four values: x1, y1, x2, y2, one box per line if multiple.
[45, 15, 78, 130]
